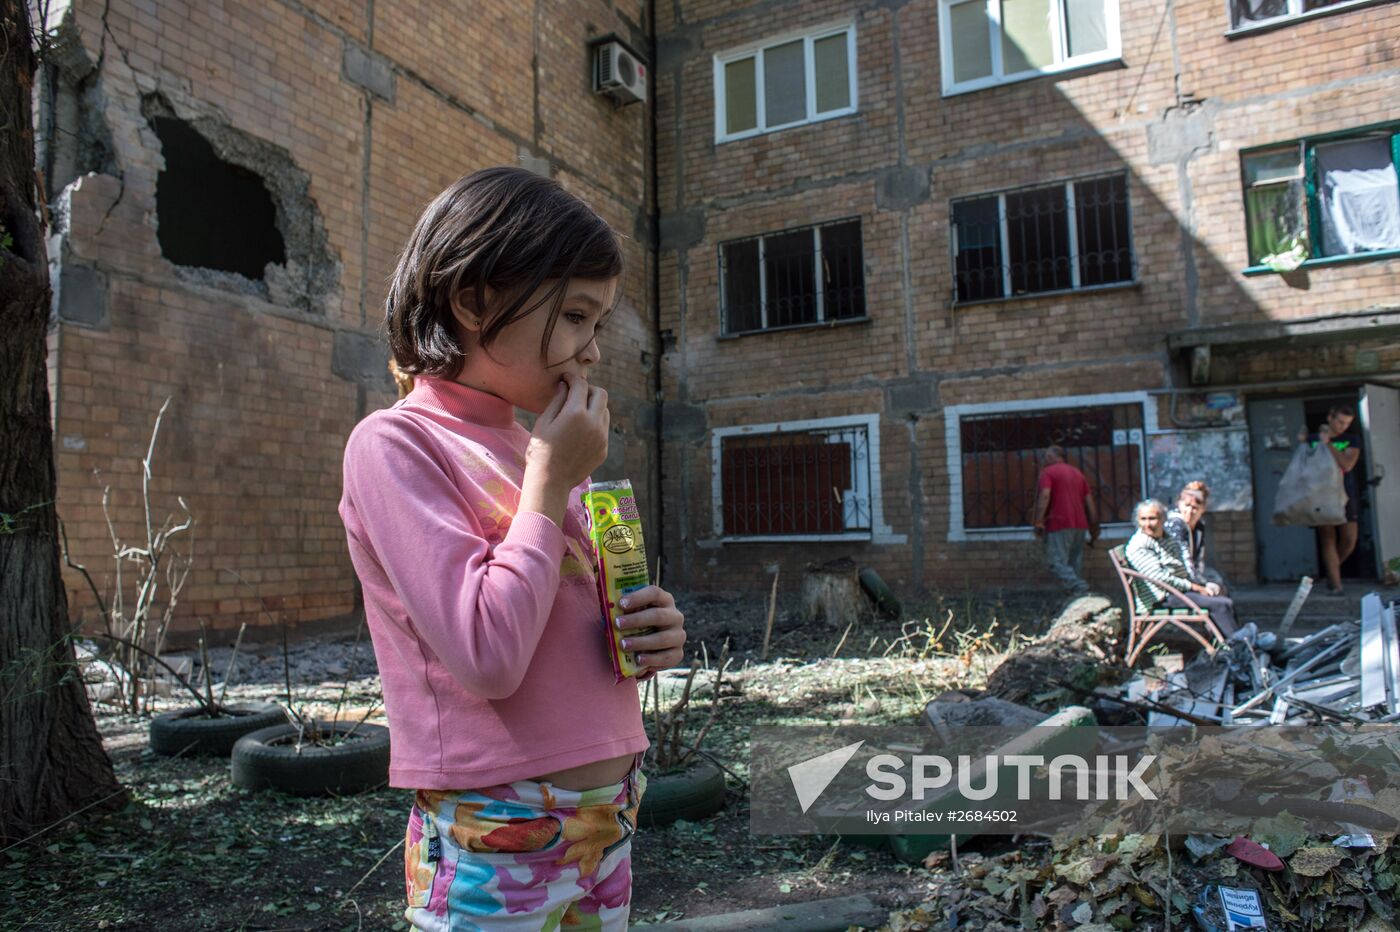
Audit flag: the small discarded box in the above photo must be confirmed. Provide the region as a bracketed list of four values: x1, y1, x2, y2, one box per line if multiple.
[581, 480, 652, 682]
[1193, 884, 1268, 931]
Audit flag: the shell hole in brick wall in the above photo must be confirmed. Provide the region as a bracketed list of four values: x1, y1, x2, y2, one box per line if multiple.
[151, 116, 286, 280]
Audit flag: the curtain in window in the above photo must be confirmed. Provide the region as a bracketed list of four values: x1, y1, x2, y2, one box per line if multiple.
[813, 34, 850, 113]
[1064, 0, 1108, 57]
[1001, 0, 1055, 73]
[1002, 0, 1052, 73]
[949, 0, 993, 82]
[1316, 138, 1400, 256]
[763, 40, 807, 127]
[1245, 182, 1307, 268]
[724, 58, 757, 134]
[1232, 0, 1288, 26]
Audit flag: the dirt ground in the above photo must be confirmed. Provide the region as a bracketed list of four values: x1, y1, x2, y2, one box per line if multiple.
[2, 589, 1062, 930]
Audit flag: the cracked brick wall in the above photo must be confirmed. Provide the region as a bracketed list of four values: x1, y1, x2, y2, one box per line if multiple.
[42, 0, 656, 641]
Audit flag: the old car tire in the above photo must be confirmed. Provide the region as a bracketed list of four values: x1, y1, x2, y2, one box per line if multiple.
[638, 759, 726, 828]
[149, 702, 287, 757]
[231, 721, 390, 796]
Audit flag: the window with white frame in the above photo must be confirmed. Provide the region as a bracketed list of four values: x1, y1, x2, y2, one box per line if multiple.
[720, 219, 865, 334]
[951, 172, 1133, 303]
[1242, 128, 1400, 270]
[715, 420, 872, 538]
[1230, 0, 1382, 32]
[953, 400, 1145, 533]
[714, 25, 857, 142]
[939, 0, 1121, 95]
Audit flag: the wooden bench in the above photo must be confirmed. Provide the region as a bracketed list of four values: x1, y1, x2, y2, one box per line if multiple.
[1108, 544, 1227, 666]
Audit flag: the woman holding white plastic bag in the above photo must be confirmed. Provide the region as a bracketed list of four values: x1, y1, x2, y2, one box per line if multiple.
[1275, 405, 1362, 596]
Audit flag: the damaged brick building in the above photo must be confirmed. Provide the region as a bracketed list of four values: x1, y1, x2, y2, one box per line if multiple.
[39, 0, 1400, 637]
[41, 0, 657, 636]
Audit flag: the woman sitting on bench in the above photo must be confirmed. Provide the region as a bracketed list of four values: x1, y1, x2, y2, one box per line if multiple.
[1125, 499, 1238, 637]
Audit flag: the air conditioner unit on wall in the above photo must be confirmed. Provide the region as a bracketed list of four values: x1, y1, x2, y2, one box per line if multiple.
[593, 38, 647, 105]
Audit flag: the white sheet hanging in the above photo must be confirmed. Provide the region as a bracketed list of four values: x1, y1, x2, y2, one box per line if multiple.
[1317, 138, 1400, 256]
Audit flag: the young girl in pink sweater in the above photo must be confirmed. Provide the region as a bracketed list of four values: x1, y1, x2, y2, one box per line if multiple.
[339, 167, 686, 929]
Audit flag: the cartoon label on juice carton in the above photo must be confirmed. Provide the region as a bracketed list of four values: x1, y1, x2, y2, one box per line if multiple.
[581, 480, 651, 681]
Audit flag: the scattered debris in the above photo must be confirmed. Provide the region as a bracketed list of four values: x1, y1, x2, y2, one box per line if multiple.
[1223, 837, 1285, 872]
[1097, 592, 1400, 726]
[1192, 883, 1269, 931]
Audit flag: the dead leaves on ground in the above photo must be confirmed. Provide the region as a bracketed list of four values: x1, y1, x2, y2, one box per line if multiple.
[879, 830, 1399, 931]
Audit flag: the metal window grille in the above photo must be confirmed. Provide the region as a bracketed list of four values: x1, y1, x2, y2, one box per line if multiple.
[959, 403, 1144, 529]
[721, 426, 871, 535]
[951, 173, 1133, 303]
[721, 219, 866, 334]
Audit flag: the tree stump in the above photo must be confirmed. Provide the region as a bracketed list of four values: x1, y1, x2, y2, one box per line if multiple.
[981, 595, 1121, 708]
[801, 558, 865, 628]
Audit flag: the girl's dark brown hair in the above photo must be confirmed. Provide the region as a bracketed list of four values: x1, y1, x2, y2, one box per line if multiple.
[385, 167, 623, 378]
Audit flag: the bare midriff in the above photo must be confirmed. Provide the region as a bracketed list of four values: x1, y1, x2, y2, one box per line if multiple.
[532, 752, 634, 791]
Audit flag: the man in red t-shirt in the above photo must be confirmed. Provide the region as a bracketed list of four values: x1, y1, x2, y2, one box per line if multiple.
[1032, 446, 1100, 594]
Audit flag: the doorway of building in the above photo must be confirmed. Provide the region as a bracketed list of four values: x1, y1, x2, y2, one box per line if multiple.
[1248, 387, 1398, 583]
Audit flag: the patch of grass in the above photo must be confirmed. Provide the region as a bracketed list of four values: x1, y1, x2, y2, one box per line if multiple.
[7, 591, 1060, 928]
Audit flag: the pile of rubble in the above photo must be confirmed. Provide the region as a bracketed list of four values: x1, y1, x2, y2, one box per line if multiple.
[1099, 590, 1400, 727]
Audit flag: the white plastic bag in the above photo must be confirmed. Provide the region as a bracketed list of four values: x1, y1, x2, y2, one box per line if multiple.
[1272, 442, 1346, 526]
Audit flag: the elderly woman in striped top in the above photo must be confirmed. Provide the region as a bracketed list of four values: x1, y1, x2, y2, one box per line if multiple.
[1125, 499, 1238, 637]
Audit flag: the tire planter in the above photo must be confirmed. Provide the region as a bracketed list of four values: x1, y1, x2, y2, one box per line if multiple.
[638, 759, 727, 828]
[148, 702, 287, 757]
[231, 721, 390, 796]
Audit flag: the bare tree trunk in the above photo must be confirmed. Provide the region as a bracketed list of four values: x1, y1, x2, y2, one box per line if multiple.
[0, 0, 123, 843]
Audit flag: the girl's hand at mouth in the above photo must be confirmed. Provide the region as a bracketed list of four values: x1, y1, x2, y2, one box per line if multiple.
[520, 372, 609, 523]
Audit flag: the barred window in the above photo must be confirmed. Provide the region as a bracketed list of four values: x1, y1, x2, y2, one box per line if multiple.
[959, 402, 1143, 530]
[951, 173, 1133, 303]
[720, 220, 866, 334]
[720, 424, 872, 537]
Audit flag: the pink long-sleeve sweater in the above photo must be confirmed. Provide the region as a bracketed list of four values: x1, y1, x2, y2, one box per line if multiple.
[338, 377, 647, 789]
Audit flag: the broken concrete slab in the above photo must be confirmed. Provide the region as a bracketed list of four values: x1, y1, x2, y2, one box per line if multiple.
[631, 894, 886, 931]
[924, 695, 1045, 731]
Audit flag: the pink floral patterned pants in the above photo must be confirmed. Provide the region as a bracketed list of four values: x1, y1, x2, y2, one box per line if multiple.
[405, 762, 646, 931]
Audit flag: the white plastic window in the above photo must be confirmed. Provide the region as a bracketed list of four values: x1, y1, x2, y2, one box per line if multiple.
[714, 26, 858, 142]
[939, 0, 1121, 96]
